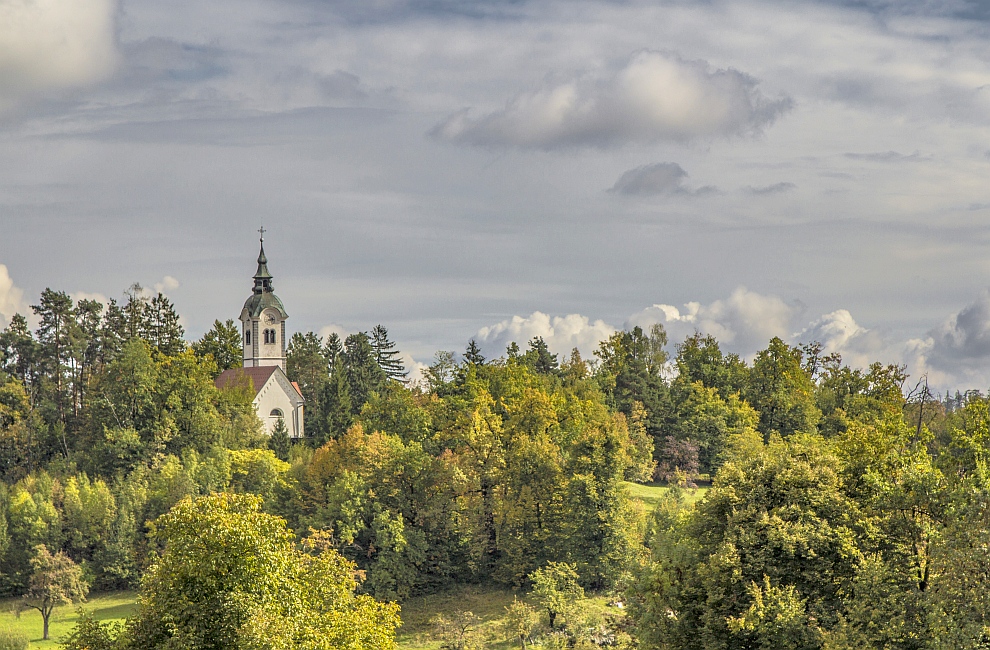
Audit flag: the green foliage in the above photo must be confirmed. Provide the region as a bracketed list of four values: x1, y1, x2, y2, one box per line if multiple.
[60, 613, 122, 650]
[192, 319, 241, 373]
[268, 416, 290, 461]
[530, 562, 584, 630]
[23, 544, 89, 640]
[0, 628, 27, 650]
[122, 493, 399, 650]
[372, 325, 408, 382]
[746, 337, 820, 440]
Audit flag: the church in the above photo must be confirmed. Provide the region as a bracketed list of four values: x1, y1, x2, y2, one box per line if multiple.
[215, 234, 305, 438]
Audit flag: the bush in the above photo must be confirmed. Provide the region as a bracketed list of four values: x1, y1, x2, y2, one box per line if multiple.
[0, 628, 28, 650]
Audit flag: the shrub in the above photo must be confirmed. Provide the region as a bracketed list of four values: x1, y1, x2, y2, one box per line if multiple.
[0, 628, 28, 650]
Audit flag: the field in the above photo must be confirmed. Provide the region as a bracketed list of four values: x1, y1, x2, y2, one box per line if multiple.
[622, 481, 708, 510]
[396, 584, 619, 649]
[0, 592, 137, 648]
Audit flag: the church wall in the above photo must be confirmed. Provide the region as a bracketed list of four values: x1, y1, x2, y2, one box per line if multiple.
[254, 377, 304, 438]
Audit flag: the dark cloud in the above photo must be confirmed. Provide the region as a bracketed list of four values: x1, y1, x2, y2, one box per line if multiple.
[609, 162, 717, 196]
[432, 50, 792, 149]
[812, 0, 990, 21]
[744, 182, 796, 195]
[926, 291, 990, 370]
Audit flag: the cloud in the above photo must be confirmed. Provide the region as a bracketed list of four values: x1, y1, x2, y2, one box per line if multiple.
[432, 50, 792, 149]
[744, 182, 796, 195]
[924, 291, 990, 378]
[400, 352, 429, 386]
[844, 151, 931, 163]
[154, 276, 180, 294]
[317, 323, 349, 342]
[628, 287, 802, 354]
[0, 264, 29, 329]
[608, 162, 717, 196]
[0, 0, 117, 113]
[475, 312, 616, 358]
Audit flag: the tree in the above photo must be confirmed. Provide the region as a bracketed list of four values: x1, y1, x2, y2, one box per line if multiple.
[502, 598, 539, 649]
[530, 562, 584, 630]
[121, 493, 399, 649]
[371, 325, 407, 382]
[141, 293, 185, 356]
[595, 325, 669, 435]
[746, 337, 820, 440]
[268, 416, 291, 461]
[193, 319, 242, 372]
[342, 332, 388, 411]
[523, 337, 558, 375]
[32, 289, 76, 427]
[464, 340, 485, 366]
[22, 544, 89, 640]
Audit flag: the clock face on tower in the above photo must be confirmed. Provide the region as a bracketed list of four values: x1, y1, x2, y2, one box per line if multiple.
[264, 313, 277, 325]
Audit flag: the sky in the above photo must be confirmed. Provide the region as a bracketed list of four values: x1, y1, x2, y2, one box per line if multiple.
[2, 0, 990, 390]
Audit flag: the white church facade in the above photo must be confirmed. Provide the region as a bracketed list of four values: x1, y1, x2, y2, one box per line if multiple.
[215, 235, 305, 438]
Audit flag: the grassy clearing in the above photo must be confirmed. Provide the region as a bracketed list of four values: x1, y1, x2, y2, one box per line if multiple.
[0, 591, 137, 649]
[396, 584, 619, 650]
[397, 584, 522, 649]
[623, 481, 708, 510]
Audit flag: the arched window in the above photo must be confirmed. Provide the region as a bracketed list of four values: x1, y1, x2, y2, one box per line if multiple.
[270, 409, 284, 418]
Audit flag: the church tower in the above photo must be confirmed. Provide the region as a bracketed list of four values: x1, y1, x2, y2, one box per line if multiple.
[239, 230, 289, 370]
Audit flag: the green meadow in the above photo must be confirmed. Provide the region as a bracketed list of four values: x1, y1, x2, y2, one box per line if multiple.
[0, 592, 137, 649]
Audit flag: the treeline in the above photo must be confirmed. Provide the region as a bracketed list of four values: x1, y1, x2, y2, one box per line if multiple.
[4, 285, 990, 649]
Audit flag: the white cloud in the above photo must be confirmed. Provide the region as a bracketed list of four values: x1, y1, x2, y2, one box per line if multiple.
[628, 286, 800, 354]
[432, 50, 792, 149]
[317, 323, 349, 343]
[0, 0, 117, 113]
[475, 311, 616, 358]
[153, 275, 180, 294]
[0, 264, 29, 329]
[400, 352, 429, 386]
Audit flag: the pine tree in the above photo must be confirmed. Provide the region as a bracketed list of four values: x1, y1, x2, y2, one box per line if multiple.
[32, 289, 77, 427]
[268, 416, 291, 461]
[524, 337, 558, 375]
[141, 293, 185, 356]
[464, 339, 486, 365]
[343, 332, 388, 410]
[370, 325, 407, 382]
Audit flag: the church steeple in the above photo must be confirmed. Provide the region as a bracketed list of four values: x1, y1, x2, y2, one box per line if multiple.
[239, 228, 289, 370]
[253, 230, 274, 294]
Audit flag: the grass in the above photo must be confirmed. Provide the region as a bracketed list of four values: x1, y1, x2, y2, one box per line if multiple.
[622, 481, 708, 510]
[0, 592, 137, 649]
[396, 584, 619, 650]
[397, 584, 523, 649]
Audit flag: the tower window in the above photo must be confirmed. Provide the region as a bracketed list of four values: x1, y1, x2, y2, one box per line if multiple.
[245, 331, 251, 345]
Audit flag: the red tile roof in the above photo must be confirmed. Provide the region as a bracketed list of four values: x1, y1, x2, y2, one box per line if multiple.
[215, 366, 279, 395]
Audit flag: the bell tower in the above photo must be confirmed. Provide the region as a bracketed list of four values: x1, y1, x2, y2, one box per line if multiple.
[239, 228, 289, 370]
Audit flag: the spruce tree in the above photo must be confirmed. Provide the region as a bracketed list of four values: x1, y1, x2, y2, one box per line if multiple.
[141, 293, 185, 356]
[370, 325, 407, 382]
[464, 339, 485, 365]
[268, 416, 291, 461]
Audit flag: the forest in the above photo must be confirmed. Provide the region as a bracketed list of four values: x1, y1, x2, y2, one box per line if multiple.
[1, 285, 989, 649]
